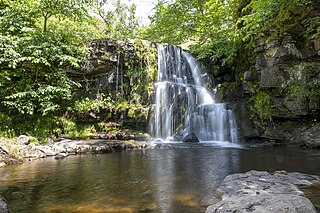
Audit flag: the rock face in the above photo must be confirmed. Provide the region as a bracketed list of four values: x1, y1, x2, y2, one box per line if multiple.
[206, 171, 319, 213]
[217, 4, 320, 144]
[0, 196, 10, 213]
[69, 38, 155, 132]
[301, 123, 320, 148]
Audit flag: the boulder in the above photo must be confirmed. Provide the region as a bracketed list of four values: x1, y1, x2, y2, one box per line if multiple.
[301, 123, 320, 148]
[19, 143, 46, 158]
[16, 135, 30, 145]
[206, 170, 319, 213]
[37, 145, 56, 156]
[182, 133, 199, 142]
[0, 196, 10, 213]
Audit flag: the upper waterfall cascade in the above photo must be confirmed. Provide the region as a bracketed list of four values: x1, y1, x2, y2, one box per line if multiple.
[149, 44, 238, 143]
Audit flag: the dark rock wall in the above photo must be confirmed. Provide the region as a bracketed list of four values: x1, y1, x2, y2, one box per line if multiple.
[72, 38, 154, 100]
[67, 38, 156, 131]
[75, 35, 319, 144]
[218, 27, 320, 143]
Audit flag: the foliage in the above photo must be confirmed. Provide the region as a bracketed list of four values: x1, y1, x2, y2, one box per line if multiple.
[143, 0, 242, 66]
[97, 0, 142, 39]
[286, 64, 320, 101]
[126, 40, 157, 105]
[143, 0, 319, 66]
[248, 90, 277, 122]
[239, 0, 315, 41]
[0, 0, 104, 117]
[0, 0, 107, 139]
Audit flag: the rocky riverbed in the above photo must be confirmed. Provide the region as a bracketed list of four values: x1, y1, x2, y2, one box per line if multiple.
[206, 170, 320, 213]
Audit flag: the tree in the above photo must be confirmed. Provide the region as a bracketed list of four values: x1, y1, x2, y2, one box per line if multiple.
[97, 0, 141, 39]
[33, 0, 95, 32]
[0, 0, 101, 116]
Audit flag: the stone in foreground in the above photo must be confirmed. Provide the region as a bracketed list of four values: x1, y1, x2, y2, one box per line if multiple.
[0, 196, 10, 213]
[206, 170, 319, 213]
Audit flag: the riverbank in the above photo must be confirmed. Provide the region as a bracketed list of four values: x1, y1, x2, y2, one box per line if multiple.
[0, 136, 150, 167]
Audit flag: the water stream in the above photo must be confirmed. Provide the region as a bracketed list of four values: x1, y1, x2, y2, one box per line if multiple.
[1, 145, 320, 213]
[149, 44, 237, 143]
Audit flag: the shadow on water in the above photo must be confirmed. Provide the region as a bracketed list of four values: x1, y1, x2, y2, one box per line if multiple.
[1, 142, 320, 212]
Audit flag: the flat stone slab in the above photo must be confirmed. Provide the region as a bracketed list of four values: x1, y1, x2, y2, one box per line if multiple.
[206, 170, 320, 213]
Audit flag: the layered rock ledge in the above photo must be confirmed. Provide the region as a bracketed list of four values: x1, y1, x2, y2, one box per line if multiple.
[206, 170, 320, 213]
[0, 136, 149, 166]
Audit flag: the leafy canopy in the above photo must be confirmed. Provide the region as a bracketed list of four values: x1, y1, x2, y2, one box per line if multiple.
[143, 0, 319, 66]
[0, 0, 102, 116]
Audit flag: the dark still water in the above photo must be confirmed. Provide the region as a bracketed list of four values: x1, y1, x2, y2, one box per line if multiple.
[1, 145, 320, 213]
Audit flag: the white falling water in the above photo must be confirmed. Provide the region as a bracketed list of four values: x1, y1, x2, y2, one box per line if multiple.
[149, 44, 238, 143]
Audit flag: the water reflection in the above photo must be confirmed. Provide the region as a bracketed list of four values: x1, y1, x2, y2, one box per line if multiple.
[0, 146, 320, 212]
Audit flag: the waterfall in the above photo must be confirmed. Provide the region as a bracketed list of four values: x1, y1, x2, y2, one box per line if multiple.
[149, 44, 238, 143]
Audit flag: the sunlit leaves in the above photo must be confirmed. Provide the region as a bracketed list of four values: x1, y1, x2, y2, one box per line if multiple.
[0, 0, 100, 116]
[143, 0, 241, 66]
[98, 0, 141, 39]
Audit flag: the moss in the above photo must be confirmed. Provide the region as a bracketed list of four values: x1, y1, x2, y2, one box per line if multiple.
[216, 82, 240, 100]
[286, 62, 320, 102]
[248, 90, 278, 122]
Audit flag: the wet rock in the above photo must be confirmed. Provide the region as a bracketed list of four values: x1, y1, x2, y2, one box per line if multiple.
[261, 127, 289, 142]
[206, 170, 319, 213]
[283, 96, 308, 116]
[99, 134, 109, 139]
[313, 38, 320, 55]
[0, 145, 10, 155]
[134, 133, 151, 141]
[229, 102, 260, 139]
[243, 71, 259, 81]
[182, 133, 199, 142]
[0, 196, 10, 213]
[301, 123, 320, 149]
[55, 153, 69, 160]
[16, 135, 30, 145]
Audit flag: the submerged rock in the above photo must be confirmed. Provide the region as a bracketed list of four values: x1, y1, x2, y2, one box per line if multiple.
[54, 153, 69, 160]
[206, 170, 319, 213]
[0, 196, 10, 213]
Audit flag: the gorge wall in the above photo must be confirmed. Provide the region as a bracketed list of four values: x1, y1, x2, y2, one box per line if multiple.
[76, 34, 320, 145]
[216, 6, 320, 146]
